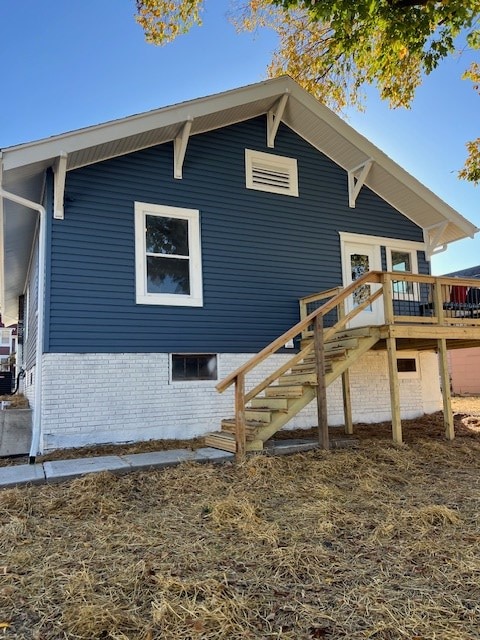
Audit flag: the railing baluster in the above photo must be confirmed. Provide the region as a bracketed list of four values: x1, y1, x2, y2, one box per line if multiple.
[235, 373, 246, 462]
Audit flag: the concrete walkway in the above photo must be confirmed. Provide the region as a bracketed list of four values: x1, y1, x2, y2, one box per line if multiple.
[0, 447, 234, 489]
[0, 439, 328, 489]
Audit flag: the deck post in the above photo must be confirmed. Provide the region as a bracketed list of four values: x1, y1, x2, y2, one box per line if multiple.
[314, 314, 329, 450]
[437, 338, 454, 440]
[341, 370, 353, 435]
[383, 274, 394, 324]
[386, 335, 402, 444]
[235, 373, 247, 461]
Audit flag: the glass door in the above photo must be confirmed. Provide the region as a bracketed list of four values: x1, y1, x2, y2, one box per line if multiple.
[342, 240, 383, 327]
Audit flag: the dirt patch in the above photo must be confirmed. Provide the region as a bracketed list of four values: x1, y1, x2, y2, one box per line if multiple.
[1, 404, 480, 638]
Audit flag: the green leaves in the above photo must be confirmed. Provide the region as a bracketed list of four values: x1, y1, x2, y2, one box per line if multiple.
[133, 0, 480, 182]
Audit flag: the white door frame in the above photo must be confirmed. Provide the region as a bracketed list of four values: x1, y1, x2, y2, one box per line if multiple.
[340, 232, 383, 327]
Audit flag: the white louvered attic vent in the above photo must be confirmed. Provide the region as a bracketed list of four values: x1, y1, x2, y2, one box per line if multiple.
[245, 149, 299, 197]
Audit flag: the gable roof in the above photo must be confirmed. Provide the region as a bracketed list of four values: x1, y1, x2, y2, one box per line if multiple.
[1, 76, 478, 322]
[445, 265, 480, 279]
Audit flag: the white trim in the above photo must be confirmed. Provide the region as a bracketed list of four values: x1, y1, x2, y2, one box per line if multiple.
[348, 159, 373, 208]
[53, 152, 67, 220]
[134, 202, 203, 307]
[173, 118, 193, 180]
[245, 149, 299, 197]
[386, 245, 420, 301]
[267, 93, 289, 148]
[2, 77, 475, 240]
[339, 231, 425, 252]
[423, 222, 449, 260]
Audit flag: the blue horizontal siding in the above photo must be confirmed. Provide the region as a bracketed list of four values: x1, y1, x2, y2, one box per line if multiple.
[46, 117, 426, 353]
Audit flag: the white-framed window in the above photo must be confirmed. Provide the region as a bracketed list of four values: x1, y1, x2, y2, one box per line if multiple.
[245, 149, 299, 197]
[386, 246, 420, 300]
[134, 202, 203, 307]
[170, 353, 218, 382]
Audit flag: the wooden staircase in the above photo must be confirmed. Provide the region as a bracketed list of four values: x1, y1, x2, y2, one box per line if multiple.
[205, 327, 380, 453]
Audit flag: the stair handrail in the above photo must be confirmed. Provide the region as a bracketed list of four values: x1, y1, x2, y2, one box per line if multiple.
[216, 270, 382, 393]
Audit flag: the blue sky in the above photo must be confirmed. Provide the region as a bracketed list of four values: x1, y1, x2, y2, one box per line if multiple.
[1, 0, 478, 274]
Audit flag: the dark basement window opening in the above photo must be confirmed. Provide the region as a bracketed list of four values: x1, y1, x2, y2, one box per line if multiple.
[397, 358, 417, 373]
[171, 354, 218, 381]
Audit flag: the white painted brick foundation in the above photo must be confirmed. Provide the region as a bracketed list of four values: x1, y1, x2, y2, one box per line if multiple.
[38, 351, 442, 452]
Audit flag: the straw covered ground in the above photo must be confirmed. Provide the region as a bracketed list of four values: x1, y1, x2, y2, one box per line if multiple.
[1, 401, 480, 639]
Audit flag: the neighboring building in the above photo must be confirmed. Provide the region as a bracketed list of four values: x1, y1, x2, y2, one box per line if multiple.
[445, 265, 480, 395]
[0, 317, 17, 394]
[0, 77, 477, 454]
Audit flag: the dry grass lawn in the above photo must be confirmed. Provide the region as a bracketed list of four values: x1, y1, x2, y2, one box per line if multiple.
[1, 399, 480, 639]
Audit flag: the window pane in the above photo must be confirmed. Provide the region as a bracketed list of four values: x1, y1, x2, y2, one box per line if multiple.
[172, 355, 217, 381]
[351, 253, 371, 307]
[147, 257, 190, 294]
[391, 251, 411, 272]
[198, 355, 217, 379]
[172, 356, 186, 380]
[391, 251, 413, 295]
[145, 215, 189, 256]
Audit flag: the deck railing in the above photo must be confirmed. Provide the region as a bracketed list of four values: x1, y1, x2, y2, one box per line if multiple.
[300, 272, 480, 337]
[216, 272, 480, 458]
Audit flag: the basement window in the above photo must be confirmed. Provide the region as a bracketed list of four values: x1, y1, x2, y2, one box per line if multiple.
[171, 354, 218, 381]
[396, 357, 418, 378]
[245, 149, 298, 197]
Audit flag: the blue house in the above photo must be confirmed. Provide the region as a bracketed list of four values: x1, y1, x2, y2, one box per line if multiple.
[1, 77, 478, 457]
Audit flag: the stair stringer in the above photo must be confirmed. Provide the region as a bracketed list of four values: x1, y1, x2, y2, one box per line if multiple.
[253, 329, 381, 445]
[249, 387, 316, 447]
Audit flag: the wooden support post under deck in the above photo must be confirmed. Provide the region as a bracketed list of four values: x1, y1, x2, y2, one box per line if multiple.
[386, 336, 402, 444]
[314, 315, 329, 449]
[342, 370, 353, 435]
[235, 373, 247, 461]
[437, 338, 454, 440]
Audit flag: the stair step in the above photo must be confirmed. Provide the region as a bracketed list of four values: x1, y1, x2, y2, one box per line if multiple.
[204, 432, 237, 453]
[244, 408, 273, 423]
[290, 362, 333, 375]
[221, 419, 263, 440]
[250, 397, 289, 410]
[325, 338, 359, 351]
[303, 350, 347, 363]
[265, 385, 305, 398]
[278, 373, 317, 385]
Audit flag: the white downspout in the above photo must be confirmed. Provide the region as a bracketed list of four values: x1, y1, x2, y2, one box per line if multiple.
[0, 186, 46, 463]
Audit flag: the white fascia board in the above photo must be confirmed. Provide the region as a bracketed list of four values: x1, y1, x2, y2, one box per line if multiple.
[283, 87, 478, 239]
[1, 75, 476, 243]
[1, 77, 294, 172]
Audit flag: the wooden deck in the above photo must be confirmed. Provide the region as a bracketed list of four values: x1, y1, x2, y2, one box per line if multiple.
[207, 272, 480, 459]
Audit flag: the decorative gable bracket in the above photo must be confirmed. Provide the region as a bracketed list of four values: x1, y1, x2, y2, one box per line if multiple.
[174, 118, 193, 179]
[53, 152, 68, 220]
[423, 222, 448, 260]
[267, 92, 289, 148]
[348, 159, 373, 208]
